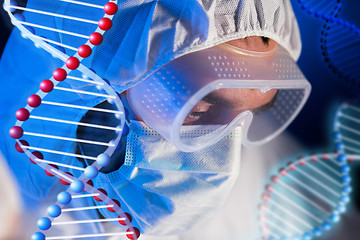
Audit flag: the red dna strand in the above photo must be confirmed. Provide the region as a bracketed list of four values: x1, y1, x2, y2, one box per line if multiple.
[258, 152, 352, 240]
[4, 0, 117, 60]
[4, 0, 140, 239]
[297, 0, 360, 87]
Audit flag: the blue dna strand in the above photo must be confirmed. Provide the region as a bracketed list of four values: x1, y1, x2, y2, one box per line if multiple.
[333, 101, 360, 158]
[258, 152, 352, 240]
[297, 0, 342, 17]
[296, 0, 360, 87]
[4, 0, 141, 239]
[33, 179, 140, 240]
[259, 101, 360, 240]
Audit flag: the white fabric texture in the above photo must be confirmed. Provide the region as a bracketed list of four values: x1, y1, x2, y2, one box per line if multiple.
[94, 120, 242, 235]
[102, 132, 303, 240]
[91, 0, 302, 94]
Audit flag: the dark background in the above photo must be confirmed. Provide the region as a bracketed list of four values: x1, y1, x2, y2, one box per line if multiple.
[290, 0, 359, 150]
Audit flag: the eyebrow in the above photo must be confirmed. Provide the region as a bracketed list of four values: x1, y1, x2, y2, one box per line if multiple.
[261, 37, 270, 46]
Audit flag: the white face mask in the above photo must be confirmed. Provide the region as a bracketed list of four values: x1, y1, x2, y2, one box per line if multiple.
[93, 120, 242, 235]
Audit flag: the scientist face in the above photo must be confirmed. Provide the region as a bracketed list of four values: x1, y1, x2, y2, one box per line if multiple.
[129, 36, 279, 125]
[183, 37, 278, 125]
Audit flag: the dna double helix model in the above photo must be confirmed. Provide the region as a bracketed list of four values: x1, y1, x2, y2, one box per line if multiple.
[296, 0, 360, 87]
[258, 100, 360, 240]
[333, 101, 360, 156]
[4, 0, 140, 239]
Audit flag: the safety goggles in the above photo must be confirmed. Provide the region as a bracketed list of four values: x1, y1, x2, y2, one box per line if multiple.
[127, 43, 311, 152]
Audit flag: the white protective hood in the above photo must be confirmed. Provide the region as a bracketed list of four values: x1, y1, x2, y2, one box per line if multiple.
[89, 0, 301, 93]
